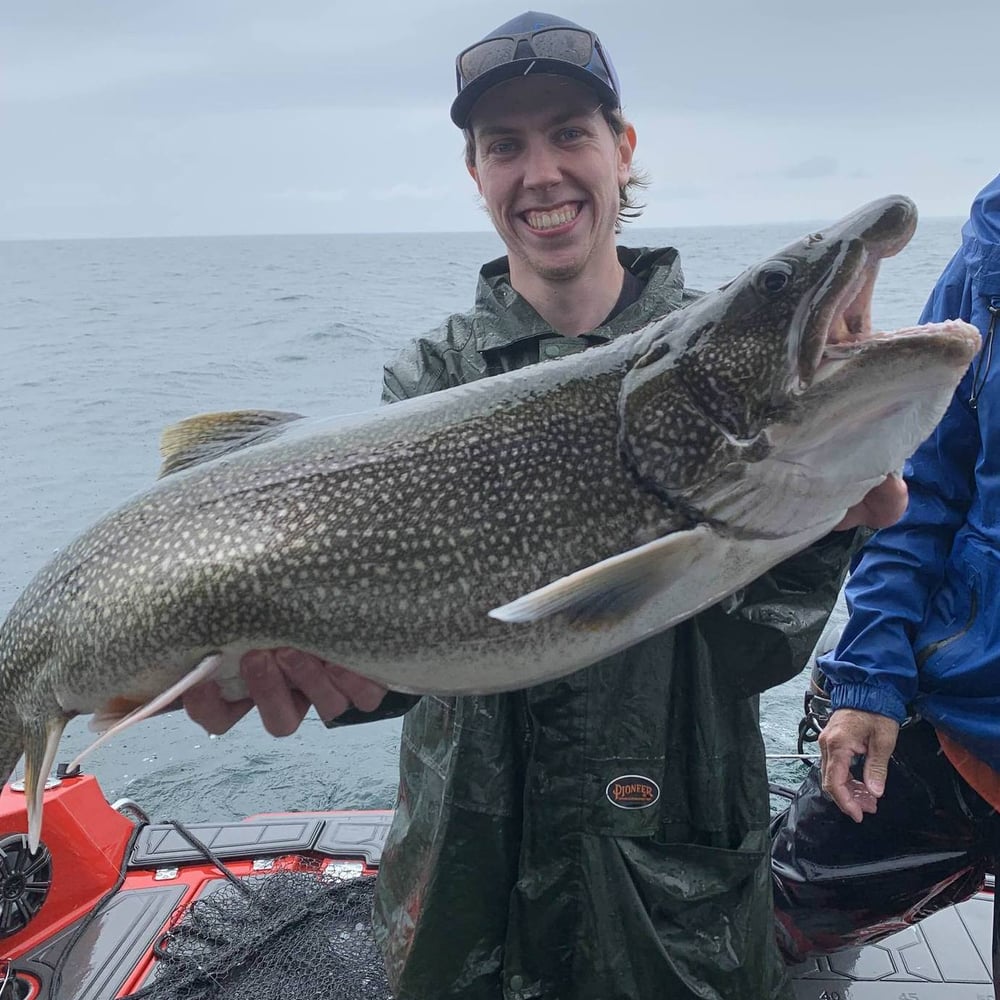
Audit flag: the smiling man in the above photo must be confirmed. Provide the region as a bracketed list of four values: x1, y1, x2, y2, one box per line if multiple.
[461, 73, 636, 331]
[369, 12, 900, 1000]
[184, 10, 905, 999]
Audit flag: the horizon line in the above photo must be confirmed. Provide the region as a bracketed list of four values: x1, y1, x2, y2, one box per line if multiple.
[0, 214, 966, 245]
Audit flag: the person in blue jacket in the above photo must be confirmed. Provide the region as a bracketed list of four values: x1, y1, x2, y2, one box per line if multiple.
[772, 173, 1000, 974]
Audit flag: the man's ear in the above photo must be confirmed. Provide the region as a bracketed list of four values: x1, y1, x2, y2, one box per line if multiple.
[618, 124, 637, 188]
[467, 160, 483, 194]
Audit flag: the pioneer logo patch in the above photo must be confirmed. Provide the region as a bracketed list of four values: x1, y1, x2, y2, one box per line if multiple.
[606, 774, 660, 810]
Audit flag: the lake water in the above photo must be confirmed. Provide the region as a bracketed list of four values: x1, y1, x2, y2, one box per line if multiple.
[0, 216, 965, 821]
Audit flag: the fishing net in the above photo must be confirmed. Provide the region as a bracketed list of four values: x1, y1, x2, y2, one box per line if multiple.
[125, 864, 394, 1000]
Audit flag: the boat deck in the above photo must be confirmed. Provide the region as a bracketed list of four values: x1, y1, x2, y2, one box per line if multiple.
[1, 786, 994, 999]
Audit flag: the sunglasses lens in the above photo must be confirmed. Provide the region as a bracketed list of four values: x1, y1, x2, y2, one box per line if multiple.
[459, 38, 518, 84]
[528, 28, 593, 66]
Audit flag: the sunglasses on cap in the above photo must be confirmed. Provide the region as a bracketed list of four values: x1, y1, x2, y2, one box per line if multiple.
[455, 26, 618, 100]
[456, 28, 612, 82]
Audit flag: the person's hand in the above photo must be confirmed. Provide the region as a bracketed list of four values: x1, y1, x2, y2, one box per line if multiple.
[834, 473, 908, 531]
[182, 648, 388, 737]
[818, 708, 900, 822]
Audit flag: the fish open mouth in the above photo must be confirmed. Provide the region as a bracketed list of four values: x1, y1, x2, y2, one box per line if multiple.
[809, 240, 981, 388]
[822, 253, 879, 351]
[810, 255, 898, 386]
[804, 199, 952, 385]
[777, 196, 917, 388]
[813, 271, 979, 386]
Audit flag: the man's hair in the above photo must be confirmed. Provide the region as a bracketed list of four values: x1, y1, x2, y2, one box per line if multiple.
[463, 105, 648, 232]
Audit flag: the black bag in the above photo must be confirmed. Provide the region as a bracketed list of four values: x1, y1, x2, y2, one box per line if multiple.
[770, 719, 997, 967]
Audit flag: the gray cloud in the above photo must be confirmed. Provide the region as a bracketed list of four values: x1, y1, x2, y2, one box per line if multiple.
[784, 156, 839, 181]
[2, 0, 998, 238]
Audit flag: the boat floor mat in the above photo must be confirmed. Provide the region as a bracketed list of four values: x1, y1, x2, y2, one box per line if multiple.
[789, 886, 995, 998]
[129, 812, 392, 867]
[12, 885, 187, 1000]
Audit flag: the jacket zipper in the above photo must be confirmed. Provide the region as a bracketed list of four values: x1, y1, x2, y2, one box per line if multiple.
[969, 297, 1000, 410]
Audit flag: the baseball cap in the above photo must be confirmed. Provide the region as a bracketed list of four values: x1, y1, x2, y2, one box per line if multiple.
[451, 11, 621, 128]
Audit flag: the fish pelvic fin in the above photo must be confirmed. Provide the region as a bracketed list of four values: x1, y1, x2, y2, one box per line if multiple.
[69, 653, 224, 772]
[23, 715, 70, 854]
[158, 409, 305, 478]
[489, 524, 714, 627]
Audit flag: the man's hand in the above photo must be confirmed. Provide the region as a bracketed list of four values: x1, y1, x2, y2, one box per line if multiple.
[818, 708, 900, 822]
[183, 648, 388, 737]
[834, 473, 908, 532]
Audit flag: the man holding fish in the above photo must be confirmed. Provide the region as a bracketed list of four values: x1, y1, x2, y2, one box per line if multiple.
[0, 8, 971, 1000]
[177, 11, 927, 999]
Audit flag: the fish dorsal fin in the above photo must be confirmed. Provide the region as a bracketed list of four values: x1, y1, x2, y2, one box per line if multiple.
[488, 524, 714, 627]
[158, 409, 305, 478]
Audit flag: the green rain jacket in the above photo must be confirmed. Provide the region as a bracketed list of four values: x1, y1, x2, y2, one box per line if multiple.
[369, 247, 857, 1000]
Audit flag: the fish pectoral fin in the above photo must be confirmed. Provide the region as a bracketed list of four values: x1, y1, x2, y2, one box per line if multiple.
[489, 524, 714, 627]
[70, 653, 224, 771]
[158, 409, 305, 477]
[23, 715, 71, 854]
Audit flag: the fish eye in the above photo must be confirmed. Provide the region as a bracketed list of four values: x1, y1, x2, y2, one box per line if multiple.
[756, 260, 794, 296]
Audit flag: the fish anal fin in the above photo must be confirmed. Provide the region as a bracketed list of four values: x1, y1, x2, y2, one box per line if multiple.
[72, 653, 224, 769]
[489, 524, 714, 628]
[159, 410, 305, 478]
[93, 695, 147, 725]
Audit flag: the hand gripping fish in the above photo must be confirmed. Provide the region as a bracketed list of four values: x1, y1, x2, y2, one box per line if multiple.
[0, 196, 981, 851]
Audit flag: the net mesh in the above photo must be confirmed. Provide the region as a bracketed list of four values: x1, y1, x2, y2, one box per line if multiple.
[125, 865, 393, 1000]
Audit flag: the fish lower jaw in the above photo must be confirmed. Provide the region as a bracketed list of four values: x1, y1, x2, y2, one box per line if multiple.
[770, 372, 958, 488]
[812, 319, 981, 384]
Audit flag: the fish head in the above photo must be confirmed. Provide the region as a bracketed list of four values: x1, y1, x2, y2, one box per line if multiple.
[620, 195, 981, 534]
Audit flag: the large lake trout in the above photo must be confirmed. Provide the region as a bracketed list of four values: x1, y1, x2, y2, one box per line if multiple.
[0, 196, 981, 849]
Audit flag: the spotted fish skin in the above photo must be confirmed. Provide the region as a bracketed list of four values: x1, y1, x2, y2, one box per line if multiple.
[0, 196, 981, 850]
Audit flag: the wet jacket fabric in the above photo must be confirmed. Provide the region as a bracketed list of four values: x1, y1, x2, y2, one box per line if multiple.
[818, 173, 1000, 774]
[370, 247, 858, 1000]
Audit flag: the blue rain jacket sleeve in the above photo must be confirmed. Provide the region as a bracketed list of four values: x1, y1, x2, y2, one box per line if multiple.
[820, 173, 1000, 726]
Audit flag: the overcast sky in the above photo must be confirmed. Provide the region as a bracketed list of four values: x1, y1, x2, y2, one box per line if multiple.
[3, 0, 998, 239]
